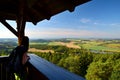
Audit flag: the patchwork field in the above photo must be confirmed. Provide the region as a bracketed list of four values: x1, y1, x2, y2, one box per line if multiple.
[29, 39, 120, 53]
[48, 41, 80, 49]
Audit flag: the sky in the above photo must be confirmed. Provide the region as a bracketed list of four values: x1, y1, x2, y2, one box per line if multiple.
[0, 0, 120, 39]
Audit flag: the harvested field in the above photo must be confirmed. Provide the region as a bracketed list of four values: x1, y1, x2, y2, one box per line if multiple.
[29, 48, 54, 53]
[49, 41, 80, 49]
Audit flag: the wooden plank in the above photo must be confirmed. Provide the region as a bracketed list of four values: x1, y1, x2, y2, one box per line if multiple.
[29, 54, 85, 80]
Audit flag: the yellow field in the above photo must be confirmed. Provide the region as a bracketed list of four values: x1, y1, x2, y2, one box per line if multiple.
[49, 41, 80, 49]
[29, 48, 54, 53]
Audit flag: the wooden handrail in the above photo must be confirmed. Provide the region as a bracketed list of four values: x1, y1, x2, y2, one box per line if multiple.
[0, 55, 85, 80]
[28, 54, 85, 80]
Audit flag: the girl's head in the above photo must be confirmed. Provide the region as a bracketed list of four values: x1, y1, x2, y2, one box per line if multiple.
[21, 36, 29, 51]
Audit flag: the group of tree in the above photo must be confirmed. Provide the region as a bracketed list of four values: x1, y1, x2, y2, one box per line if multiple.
[30, 44, 120, 80]
[86, 53, 120, 80]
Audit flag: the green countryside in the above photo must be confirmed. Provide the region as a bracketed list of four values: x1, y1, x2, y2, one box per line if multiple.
[0, 38, 120, 80]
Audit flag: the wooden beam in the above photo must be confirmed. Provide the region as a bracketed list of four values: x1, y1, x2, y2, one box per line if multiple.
[0, 20, 18, 37]
[17, 0, 26, 45]
[17, 19, 26, 46]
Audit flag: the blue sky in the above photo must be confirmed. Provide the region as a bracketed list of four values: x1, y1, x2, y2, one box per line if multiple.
[0, 0, 120, 39]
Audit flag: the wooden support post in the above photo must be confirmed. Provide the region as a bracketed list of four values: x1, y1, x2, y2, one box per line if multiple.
[17, 19, 26, 46]
[0, 20, 18, 37]
[17, 0, 26, 46]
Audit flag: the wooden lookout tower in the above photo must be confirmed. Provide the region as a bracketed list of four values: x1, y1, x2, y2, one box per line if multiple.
[0, 0, 91, 80]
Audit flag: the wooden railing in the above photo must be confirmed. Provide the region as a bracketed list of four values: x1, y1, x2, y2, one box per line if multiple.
[0, 56, 9, 80]
[0, 54, 85, 80]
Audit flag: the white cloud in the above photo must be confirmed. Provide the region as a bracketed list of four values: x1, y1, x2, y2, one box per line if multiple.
[26, 28, 117, 39]
[80, 18, 91, 23]
[93, 22, 99, 25]
[0, 25, 119, 39]
[110, 23, 120, 27]
[93, 20, 120, 27]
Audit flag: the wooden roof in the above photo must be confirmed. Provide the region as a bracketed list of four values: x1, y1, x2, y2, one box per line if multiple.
[0, 0, 90, 25]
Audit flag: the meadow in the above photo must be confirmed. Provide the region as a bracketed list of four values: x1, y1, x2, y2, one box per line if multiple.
[29, 39, 120, 53]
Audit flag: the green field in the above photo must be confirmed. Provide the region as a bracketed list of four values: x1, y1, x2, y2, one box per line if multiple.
[29, 39, 120, 53]
[72, 39, 120, 52]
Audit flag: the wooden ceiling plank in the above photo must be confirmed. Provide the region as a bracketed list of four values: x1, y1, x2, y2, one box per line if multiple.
[0, 0, 91, 24]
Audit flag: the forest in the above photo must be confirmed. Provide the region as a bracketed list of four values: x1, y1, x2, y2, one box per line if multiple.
[29, 45, 120, 80]
[0, 38, 120, 80]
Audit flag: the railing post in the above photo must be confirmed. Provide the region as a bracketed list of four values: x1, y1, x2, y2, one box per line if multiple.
[0, 63, 2, 80]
